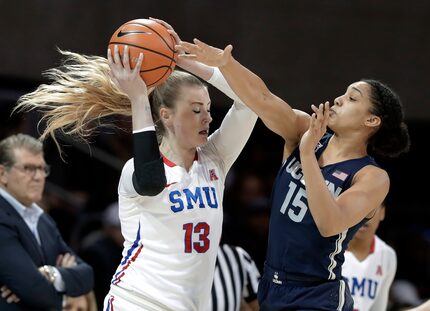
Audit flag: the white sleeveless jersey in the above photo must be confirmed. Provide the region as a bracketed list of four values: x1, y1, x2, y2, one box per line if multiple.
[104, 70, 258, 311]
[342, 236, 397, 311]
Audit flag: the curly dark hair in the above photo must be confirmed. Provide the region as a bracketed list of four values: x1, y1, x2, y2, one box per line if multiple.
[361, 79, 410, 158]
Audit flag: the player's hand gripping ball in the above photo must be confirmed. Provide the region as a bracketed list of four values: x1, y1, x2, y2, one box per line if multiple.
[108, 18, 178, 87]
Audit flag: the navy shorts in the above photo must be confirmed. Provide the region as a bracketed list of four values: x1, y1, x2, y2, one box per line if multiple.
[257, 265, 354, 311]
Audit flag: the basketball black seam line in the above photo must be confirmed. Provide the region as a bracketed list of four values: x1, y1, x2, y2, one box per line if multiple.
[147, 67, 172, 87]
[125, 22, 176, 65]
[140, 65, 172, 72]
[121, 21, 177, 70]
[124, 22, 176, 54]
[109, 41, 177, 63]
[117, 21, 177, 86]
[126, 22, 175, 54]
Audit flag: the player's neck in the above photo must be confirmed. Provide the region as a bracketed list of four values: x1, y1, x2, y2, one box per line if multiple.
[160, 140, 196, 171]
[347, 236, 374, 262]
[328, 134, 368, 159]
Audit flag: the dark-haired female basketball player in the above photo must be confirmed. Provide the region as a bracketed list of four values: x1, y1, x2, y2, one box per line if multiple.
[178, 39, 410, 310]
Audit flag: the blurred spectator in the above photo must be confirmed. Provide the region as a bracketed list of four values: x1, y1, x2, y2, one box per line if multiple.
[236, 173, 266, 206]
[63, 291, 97, 311]
[40, 184, 90, 246]
[0, 133, 94, 310]
[79, 202, 123, 310]
[389, 279, 423, 310]
[389, 224, 430, 301]
[223, 172, 270, 271]
[224, 196, 270, 272]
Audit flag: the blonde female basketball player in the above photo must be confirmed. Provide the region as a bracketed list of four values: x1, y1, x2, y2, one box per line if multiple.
[15, 20, 257, 311]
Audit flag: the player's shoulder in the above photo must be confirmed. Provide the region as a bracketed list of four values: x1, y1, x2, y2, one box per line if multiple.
[357, 164, 388, 180]
[375, 235, 397, 258]
[197, 144, 220, 160]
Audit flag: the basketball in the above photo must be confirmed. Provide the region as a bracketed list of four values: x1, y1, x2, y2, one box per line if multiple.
[108, 18, 178, 87]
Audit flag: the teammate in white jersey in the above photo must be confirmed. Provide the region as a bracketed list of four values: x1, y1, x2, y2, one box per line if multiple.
[15, 19, 257, 311]
[342, 202, 397, 311]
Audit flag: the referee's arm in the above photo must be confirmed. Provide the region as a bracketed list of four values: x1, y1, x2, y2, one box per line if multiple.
[241, 298, 259, 311]
[237, 246, 260, 311]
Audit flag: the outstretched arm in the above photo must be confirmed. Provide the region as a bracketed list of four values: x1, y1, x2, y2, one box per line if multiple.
[151, 17, 250, 102]
[178, 39, 310, 145]
[151, 19, 257, 173]
[150, 18, 214, 81]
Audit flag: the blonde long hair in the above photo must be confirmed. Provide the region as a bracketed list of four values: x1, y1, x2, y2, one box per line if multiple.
[15, 50, 206, 149]
[15, 50, 131, 146]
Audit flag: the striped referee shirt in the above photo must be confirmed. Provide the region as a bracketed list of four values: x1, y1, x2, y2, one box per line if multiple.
[209, 244, 261, 311]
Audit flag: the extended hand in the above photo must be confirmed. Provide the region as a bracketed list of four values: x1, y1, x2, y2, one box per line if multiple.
[299, 102, 330, 154]
[149, 17, 191, 70]
[149, 18, 181, 49]
[177, 39, 233, 67]
[107, 45, 148, 101]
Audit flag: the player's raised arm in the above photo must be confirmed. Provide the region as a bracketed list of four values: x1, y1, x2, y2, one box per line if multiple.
[178, 39, 310, 145]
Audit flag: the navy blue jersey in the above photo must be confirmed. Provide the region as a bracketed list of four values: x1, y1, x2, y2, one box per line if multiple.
[265, 132, 378, 281]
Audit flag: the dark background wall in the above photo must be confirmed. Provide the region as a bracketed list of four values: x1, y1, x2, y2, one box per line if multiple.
[1, 0, 429, 119]
[1, 0, 429, 303]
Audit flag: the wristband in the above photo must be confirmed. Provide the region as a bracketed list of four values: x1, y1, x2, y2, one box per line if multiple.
[133, 125, 156, 134]
[207, 67, 222, 84]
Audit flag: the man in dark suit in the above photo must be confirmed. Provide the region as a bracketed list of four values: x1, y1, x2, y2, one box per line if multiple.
[0, 133, 94, 311]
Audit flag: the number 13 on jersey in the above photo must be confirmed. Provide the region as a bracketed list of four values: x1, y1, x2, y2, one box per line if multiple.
[183, 222, 210, 253]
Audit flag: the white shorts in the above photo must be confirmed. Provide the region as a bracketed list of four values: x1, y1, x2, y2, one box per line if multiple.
[103, 285, 170, 311]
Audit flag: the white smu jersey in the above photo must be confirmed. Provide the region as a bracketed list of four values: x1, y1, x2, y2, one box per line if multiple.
[343, 236, 397, 311]
[105, 77, 258, 310]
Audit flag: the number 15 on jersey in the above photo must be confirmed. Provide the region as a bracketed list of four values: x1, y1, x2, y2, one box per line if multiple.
[280, 181, 308, 223]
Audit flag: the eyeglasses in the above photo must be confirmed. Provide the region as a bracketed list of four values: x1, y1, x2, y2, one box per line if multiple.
[11, 164, 51, 177]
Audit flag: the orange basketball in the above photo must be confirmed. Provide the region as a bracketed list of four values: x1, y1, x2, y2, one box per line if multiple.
[108, 18, 178, 87]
